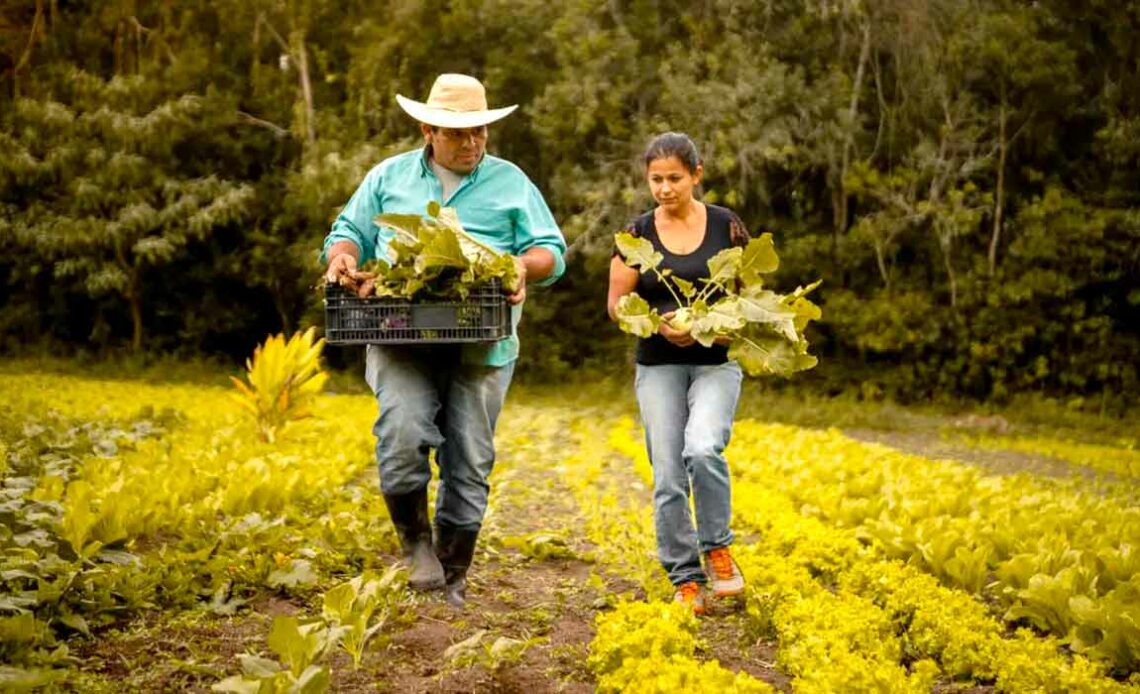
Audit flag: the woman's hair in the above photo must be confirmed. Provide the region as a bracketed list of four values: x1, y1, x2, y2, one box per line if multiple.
[643, 132, 701, 174]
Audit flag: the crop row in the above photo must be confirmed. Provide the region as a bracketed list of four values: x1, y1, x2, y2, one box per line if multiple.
[0, 373, 398, 687]
[606, 418, 1136, 691]
[554, 411, 777, 692]
[725, 420, 1140, 674]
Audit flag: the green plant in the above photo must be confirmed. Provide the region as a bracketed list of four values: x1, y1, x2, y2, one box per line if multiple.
[612, 231, 821, 376]
[212, 616, 345, 694]
[501, 531, 577, 560]
[443, 629, 544, 674]
[230, 328, 328, 443]
[320, 567, 401, 667]
[349, 202, 520, 299]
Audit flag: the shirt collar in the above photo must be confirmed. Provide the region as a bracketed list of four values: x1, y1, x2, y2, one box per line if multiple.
[418, 145, 485, 182]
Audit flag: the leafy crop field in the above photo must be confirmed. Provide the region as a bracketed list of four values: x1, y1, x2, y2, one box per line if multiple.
[1, 361, 1138, 692]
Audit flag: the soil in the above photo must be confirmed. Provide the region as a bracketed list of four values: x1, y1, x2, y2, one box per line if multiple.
[73, 409, 1057, 693]
[843, 427, 1114, 484]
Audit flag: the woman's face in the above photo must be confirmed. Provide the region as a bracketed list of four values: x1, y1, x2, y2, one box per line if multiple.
[647, 156, 702, 210]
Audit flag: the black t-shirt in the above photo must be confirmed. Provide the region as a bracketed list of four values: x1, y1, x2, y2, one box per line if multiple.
[617, 204, 751, 366]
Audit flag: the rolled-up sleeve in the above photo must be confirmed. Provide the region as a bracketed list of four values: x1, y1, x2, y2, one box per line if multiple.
[513, 179, 567, 286]
[321, 165, 384, 264]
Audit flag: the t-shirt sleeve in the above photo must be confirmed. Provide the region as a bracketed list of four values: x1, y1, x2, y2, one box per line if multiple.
[612, 221, 640, 261]
[727, 210, 752, 248]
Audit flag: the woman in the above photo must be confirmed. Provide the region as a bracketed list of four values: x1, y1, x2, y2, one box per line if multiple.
[607, 132, 748, 614]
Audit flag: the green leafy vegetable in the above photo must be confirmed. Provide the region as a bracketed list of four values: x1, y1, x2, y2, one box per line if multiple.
[344, 204, 520, 299]
[613, 294, 661, 338]
[612, 231, 821, 377]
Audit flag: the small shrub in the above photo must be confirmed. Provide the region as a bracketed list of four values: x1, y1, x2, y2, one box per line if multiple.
[231, 328, 328, 442]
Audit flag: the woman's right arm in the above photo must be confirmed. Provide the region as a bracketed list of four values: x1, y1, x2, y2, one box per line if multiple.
[607, 255, 695, 346]
[607, 256, 639, 321]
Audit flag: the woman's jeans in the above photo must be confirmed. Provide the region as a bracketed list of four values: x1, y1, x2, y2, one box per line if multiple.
[635, 361, 743, 586]
[365, 344, 515, 532]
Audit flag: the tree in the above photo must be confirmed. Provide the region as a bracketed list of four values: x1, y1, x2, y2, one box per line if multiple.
[948, 6, 1077, 277]
[1, 71, 253, 350]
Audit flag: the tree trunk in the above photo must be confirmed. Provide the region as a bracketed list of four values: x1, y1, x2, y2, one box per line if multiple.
[831, 18, 873, 284]
[841, 20, 872, 193]
[13, 0, 45, 97]
[258, 16, 315, 146]
[940, 232, 957, 309]
[292, 31, 316, 147]
[113, 21, 124, 75]
[273, 282, 292, 335]
[117, 246, 143, 351]
[134, 16, 143, 74]
[830, 183, 844, 269]
[251, 15, 261, 91]
[988, 97, 1008, 277]
[128, 286, 143, 352]
[873, 238, 890, 291]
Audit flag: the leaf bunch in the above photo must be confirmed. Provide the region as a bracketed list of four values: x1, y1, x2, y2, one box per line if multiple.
[321, 567, 401, 668]
[346, 203, 519, 300]
[212, 615, 342, 694]
[587, 600, 774, 693]
[230, 328, 328, 443]
[612, 231, 821, 377]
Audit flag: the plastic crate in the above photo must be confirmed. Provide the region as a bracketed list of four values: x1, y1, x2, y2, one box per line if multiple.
[324, 279, 511, 345]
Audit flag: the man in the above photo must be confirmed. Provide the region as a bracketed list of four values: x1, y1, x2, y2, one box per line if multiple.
[322, 73, 566, 608]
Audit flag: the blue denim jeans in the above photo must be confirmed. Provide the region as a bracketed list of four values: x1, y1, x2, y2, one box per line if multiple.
[365, 344, 515, 531]
[635, 361, 743, 586]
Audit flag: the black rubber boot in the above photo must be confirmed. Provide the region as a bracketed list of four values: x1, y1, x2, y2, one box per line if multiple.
[435, 524, 479, 609]
[383, 489, 446, 591]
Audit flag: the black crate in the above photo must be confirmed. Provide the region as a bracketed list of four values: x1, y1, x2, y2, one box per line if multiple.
[324, 279, 511, 345]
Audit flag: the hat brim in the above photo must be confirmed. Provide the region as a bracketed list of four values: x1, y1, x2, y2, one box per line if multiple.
[396, 94, 518, 128]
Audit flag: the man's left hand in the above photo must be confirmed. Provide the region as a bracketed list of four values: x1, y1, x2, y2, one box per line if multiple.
[506, 256, 528, 305]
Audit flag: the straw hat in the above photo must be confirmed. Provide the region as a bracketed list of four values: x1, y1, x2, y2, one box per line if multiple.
[395, 74, 518, 128]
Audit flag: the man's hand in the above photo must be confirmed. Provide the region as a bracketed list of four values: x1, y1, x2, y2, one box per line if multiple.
[506, 255, 528, 305]
[659, 311, 696, 347]
[325, 245, 360, 289]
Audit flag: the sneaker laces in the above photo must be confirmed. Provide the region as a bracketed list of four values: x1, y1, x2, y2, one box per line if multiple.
[677, 582, 701, 601]
[709, 548, 735, 579]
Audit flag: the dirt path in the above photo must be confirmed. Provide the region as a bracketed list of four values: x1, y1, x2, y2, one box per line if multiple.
[843, 428, 1084, 479]
[75, 400, 798, 692]
[361, 405, 604, 693]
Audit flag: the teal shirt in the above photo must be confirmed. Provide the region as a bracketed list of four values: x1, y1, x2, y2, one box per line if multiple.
[322, 147, 567, 366]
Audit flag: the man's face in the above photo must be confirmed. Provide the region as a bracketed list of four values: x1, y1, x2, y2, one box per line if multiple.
[422, 124, 488, 174]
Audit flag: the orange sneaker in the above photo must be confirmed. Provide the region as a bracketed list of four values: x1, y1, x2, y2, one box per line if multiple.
[706, 547, 745, 597]
[673, 581, 706, 615]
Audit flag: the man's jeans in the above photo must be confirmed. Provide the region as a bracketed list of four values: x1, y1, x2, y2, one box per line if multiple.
[634, 361, 743, 586]
[365, 344, 515, 531]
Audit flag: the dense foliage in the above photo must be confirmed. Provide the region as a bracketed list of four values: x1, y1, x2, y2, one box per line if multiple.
[2, 0, 1138, 406]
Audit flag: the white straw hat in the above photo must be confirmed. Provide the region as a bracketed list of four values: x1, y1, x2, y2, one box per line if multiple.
[395, 73, 518, 128]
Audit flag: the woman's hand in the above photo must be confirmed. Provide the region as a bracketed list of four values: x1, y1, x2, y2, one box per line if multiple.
[660, 311, 696, 347]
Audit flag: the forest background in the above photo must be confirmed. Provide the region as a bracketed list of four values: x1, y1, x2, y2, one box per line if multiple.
[1, 0, 1138, 412]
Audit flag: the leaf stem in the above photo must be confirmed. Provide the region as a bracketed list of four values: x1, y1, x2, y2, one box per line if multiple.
[693, 277, 730, 305]
[652, 268, 687, 309]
